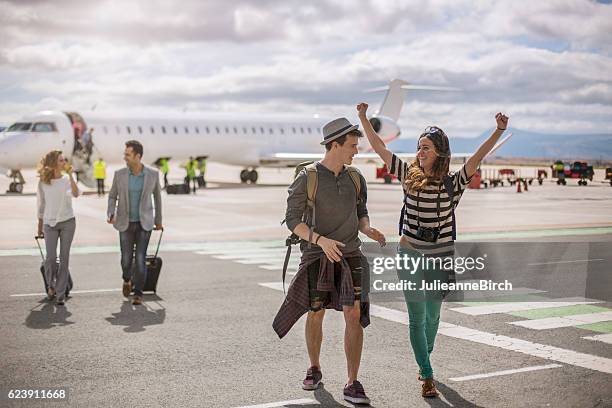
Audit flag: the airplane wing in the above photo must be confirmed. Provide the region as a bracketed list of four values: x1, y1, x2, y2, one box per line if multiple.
[260, 151, 473, 167]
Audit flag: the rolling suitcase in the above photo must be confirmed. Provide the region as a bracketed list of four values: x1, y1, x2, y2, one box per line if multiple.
[166, 183, 190, 194]
[35, 236, 73, 297]
[131, 229, 163, 294]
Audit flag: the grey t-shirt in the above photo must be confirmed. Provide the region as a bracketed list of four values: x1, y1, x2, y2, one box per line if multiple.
[285, 162, 369, 255]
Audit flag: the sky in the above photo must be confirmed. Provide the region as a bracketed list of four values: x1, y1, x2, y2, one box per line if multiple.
[1, 0, 611, 138]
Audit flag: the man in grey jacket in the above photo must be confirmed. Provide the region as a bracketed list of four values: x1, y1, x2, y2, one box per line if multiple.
[107, 140, 163, 305]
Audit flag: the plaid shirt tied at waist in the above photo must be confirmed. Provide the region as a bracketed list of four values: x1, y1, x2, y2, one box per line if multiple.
[272, 249, 370, 339]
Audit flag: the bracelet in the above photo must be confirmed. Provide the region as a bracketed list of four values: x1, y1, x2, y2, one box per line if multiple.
[315, 235, 322, 245]
[497, 127, 506, 131]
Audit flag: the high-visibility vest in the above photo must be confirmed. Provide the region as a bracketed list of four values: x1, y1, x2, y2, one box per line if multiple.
[93, 160, 106, 179]
[186, 161, 197, 178]
[199, 159, 207, 174]
[160, 159, 169, 174]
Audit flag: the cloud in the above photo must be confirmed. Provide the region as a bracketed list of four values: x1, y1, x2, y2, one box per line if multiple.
[0, 0, 610, 136]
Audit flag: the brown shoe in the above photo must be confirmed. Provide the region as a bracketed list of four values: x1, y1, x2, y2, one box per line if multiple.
[422, 378, 439, 398]
[122, 280, 132, 298]
[132, 295, 142, 305]
[47, 287, 56, 300]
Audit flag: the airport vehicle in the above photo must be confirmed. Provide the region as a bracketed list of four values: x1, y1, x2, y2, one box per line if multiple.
[605, 167, 612, 186]
[569, 161, 594, 185]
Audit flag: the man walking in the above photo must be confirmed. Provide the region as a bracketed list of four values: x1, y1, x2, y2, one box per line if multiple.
[93, 157, 106, 196]
[107, 140, 163, 305]
[273, 118, 386, 405]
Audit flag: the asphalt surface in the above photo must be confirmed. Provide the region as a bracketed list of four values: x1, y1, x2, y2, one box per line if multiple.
[1, 170, 612, 407]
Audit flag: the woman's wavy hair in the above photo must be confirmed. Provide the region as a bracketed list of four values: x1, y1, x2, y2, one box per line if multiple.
[37, 150, 63, 184]
[404, 126, 451, 192]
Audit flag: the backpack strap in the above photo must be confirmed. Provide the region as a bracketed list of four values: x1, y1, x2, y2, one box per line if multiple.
[305, 164, 318, 248]
[442, 174, 456, 241]
[345, 166, 362, 204]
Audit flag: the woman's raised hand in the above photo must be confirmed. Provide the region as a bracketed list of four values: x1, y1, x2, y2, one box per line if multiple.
[495, 112, 509, 130]
[356, 103, 369, 119]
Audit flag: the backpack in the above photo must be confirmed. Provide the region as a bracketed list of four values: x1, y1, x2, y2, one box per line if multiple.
[281, 161, 363, 293]
[398, 174, 456, 240]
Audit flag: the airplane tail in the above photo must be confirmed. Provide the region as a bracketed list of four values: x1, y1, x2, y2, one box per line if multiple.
[375, 79, 409, 122]
[368, 79, 461, 122]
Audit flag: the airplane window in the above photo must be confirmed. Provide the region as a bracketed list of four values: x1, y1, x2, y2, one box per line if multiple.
[260, 127, 264, 134]
[116, 126, 121, 134]
[269, 128, 274, 134]
[32, 122, 57, 132]
[195, 127, 200, 134]
[233, 127, 238, 134]
[224, 127, 229, 133]
[292, 127, 296, 134]
[150, 126, 155, 134]
[242, 127, 247, 134]
[205, 126, 210, 134]
[138, 126, 143, 134]
[215, 127, 220, 134]
[300, 127, 304, 134]
[307, 127, 312, 134]
[280, 128, 285, 135]
[127, 126, 131, 134]
[7, 122, 32, 131]
[185, 126, 189, 134]
[173, 126, 178, 134]
[162, 126, 166, 134]
[252, 127, 257, 134]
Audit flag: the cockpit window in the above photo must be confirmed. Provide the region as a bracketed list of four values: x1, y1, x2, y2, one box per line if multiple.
[7, 122, 32, 131]
[32, 122, 57, 132]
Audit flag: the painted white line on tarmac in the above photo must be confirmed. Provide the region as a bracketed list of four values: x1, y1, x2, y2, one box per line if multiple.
[528, 258, 604, 266]
[583, 333, 612, 345]
[510, 311, 612, 330]
[449, 364, 562, 382]
[258, 283, 612, 375]
[450, 299, 601, 316]
[231, 398, 317, 408]
[10, 288, 121, 297]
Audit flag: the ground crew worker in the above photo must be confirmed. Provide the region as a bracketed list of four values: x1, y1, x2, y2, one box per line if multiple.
[185, 157, 197, 194]
[93, 157, 106, 196]
[198, 157, 207, 188]
[159, 158, 169, 189]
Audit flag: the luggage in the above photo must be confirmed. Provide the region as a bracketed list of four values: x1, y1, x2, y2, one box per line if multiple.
[196, 175, 206, 188]
[166, 183, 190, 194]
[131, 229, 163, 294]
[35, 236, 73, 297]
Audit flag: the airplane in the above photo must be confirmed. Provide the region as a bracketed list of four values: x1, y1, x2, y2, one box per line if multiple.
[0, 79, 509, 193]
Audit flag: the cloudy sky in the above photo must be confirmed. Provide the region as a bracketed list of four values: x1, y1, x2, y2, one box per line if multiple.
[1, 0, 611, 138]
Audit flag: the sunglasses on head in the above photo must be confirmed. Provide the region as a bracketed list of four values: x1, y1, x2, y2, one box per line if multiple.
[423, 126, 445, 136]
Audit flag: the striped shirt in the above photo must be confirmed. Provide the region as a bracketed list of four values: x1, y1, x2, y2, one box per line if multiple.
[389, 154, 473, 257]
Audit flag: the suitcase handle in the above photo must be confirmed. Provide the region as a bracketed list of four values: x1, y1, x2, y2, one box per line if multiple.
[34, 236, 45, 261]
[153, 228, 163, 258]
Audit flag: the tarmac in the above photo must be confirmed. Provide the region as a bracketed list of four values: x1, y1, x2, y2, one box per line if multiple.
[1, 162, 611, 407]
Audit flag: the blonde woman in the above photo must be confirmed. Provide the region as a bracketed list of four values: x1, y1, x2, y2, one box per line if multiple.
[357, 103, 508, 398]
[37, 150, 79, 306]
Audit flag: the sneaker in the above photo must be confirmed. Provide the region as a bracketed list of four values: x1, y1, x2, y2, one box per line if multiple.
[122, 280, 132, 298]
[302, 366, 322, 390]
[132, 295, 142, 305]
[343, 380, 370, 405]
[421, 378, 439, 398]
[56, 297, 65, 306]
[47, 287, 56, 300]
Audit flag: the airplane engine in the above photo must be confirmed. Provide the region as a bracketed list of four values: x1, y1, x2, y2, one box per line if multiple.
[369, 115, 400, 140]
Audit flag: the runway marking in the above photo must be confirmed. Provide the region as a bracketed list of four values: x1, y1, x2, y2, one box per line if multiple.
[231, 398, 317, 408]
[583, 333, 612, 345]
[450, 299, 602, 316]
[510, 311, 612, 330]
[528, 258, 604, 266]
[259, 282, 612, 375]
[10, 288, 121, 297]
[449, 364, 563, 382]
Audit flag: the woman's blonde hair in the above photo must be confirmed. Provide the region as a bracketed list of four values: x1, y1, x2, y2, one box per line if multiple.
[37, 150, 63, 184]
[403, 127, 451, 192]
